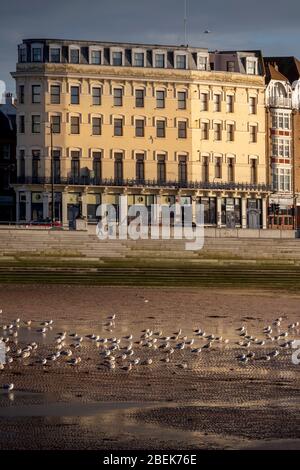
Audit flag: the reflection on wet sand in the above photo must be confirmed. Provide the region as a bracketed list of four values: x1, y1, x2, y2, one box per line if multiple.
[0, 285, 299, 449]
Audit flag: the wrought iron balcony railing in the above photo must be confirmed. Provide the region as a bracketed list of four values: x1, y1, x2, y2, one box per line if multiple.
[13, 176, 273, 192]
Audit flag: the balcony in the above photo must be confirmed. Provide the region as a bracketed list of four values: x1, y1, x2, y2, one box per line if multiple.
[268, 96, 292, 108]
[13, 176, 273, 193]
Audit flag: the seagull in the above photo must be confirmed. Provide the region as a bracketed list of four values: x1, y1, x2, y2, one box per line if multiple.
[123, 334, 133, 340]
[263, 326, 272, 334]
[132, 358, 140, 365]
[161, 356, 170, 363]
[185, 339, 194, 346]
[247, 351, 255, 359]
[237, 326, 246, 333]
[3, 383, 14, 391]
[204, 30, 211, 34]
[278, 332, 288, 338]
[191, 347, 202, 353]
[179, 363, 188, 369]
[37, 328, 47, 334]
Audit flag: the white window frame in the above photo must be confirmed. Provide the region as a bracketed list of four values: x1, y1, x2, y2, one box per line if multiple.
[271, 111, 291, 130]
[174, 51, 188, 70]
[110, 47, 125, 66]
[153, 50, 167, 68]
[89, 46, 103, 65]
[246, 57, 258, 75]
[272, 166, 291, 192]
[132, 48, 146, 67]
[272, 137, 291, 158]
[197, 53, 209, 71]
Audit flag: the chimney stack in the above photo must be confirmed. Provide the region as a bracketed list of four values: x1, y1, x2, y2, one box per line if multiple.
[5, 92, 14, 105]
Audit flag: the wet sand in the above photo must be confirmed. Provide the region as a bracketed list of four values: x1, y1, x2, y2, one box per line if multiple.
[0, 284, 299, 449]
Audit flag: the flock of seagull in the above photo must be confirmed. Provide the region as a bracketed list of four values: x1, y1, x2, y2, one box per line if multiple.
[0, 308, 299, 393]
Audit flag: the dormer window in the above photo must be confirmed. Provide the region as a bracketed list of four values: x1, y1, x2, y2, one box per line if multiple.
[246, 57, 258, 75]
[49, 45, 61, 63]
[175, 52, 187, 69]
[132, 49, 146, 67]
[69, 46, 80, 64]
[134, 52, 144, 67]
[31, 44, 43, 62]
[197, 53, 209, 71]
[111, 49, 124, 66]
[19, 45, 27, 63]
[153, 50, 166, 68]
[89, 46, 102, 65]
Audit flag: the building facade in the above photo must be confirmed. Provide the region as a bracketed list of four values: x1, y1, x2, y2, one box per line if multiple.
[0, 93, 16, 221]
[12, 39, 270, 228]
[264, 57, 300, 230]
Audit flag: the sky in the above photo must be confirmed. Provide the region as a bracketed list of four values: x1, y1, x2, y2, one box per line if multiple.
[1, 0, 300, 95]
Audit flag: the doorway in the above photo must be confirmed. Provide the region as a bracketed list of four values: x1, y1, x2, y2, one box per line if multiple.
[67, 204, 81, 229]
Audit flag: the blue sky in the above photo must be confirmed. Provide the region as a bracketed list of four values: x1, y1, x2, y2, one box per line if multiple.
[1, 0, 300, 94]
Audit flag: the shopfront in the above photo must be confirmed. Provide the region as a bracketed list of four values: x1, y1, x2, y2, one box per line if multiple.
[67, 193, 81, 229]
[161, 195, 176, 225]
[87, 194, 101, 223]
[31, 192, 43, 221]
[247, 199, 262, 229]
[197, 197, 216, 225]
[127, 195, 155, 225]
[221, 197, 241, 228]
[105, 194, 120, 223]
[179, 196, 192, 226]
[268, 197, 294, 229]
[49, 192, 62, 223]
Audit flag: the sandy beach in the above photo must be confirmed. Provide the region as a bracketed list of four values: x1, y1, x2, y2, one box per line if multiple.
[0, 284, 299, 449]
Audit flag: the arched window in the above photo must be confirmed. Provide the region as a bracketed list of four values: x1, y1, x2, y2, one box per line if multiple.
[274, 82, 287, 98]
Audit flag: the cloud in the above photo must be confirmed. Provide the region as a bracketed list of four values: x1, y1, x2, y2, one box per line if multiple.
[1, 0, 300, 92]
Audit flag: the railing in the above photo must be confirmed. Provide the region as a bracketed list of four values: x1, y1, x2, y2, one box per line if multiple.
[268, 97, 292, 108]
[12, 176, 273, 192]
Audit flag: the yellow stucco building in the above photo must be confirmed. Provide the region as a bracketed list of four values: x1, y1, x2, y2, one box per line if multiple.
[12, 39, 271, 228]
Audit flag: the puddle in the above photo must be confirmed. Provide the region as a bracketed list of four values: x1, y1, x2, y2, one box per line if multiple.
[0, 399, 243, 449]
[1, 326, 57, 346]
